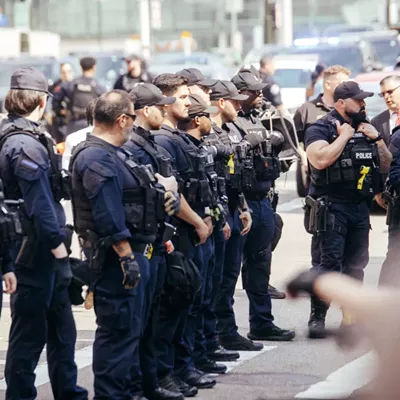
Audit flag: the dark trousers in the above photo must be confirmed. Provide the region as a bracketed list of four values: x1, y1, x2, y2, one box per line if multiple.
[5, 271, 87, 400]
[312, 202, 370, 279]
[131, 254, 168, 394]
[203, 227, 227, 352]
[242, 198, 275, 332]
[154, 236, 201, 378]
[379, 227, 400, 287]
[193, 234, 216, 363]
[215, 211, 245, 338]
[92, 252, 149, 400]
[174, 239, 206, 377]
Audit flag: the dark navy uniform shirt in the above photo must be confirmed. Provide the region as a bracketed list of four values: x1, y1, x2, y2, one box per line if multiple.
[52, 76, 106, 115]
[0, 115, 66, 283]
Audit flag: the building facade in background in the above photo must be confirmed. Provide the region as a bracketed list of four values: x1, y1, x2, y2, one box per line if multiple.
[0, 0, 390, 55]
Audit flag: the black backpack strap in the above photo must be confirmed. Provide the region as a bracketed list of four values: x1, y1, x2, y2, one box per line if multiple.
[131, 132, 162, 171]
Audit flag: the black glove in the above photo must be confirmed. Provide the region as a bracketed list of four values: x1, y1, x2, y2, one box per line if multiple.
[213, 144, 233, 160]
[164, 191, 180, 216]
[54, 256, 73, 290]
[120, 254, 141, 289]
[286, 269, 327, 298]
[245, 132, 264, 149]
[63, 224, 74, 255]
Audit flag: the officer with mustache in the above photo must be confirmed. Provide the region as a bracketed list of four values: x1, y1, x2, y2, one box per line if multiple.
[304, 81, 392, 339]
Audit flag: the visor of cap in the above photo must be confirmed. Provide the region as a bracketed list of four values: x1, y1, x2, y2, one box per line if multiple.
[154, 96, 176, 106]
[198, 77, 218, 87]
[352, 91, 374, 100]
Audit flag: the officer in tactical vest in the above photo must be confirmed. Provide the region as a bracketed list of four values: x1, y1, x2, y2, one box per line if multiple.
[224, 69, 295, 343]
[53, 57, 106, 137]
[114, 54, 155, 92]
[70, 90, 180, 400]
[177, 93, 231, 375]
[201, 80, 252, 358]
[153, 74, 217, 391]
[122, 83, 185, 400]
[304, 81, 392, 339]
[0, 67, 87, 400]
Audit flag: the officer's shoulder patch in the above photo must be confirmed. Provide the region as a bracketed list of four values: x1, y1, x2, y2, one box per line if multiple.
[21, 145, 48, 168]
[270, 84, 280, 95]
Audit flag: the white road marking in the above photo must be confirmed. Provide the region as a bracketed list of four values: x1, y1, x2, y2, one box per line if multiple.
[294, 351, 377, 399]
[0, 345, 93, 390]
[224, 347, 277, 373]
[0, 345, 276, 390]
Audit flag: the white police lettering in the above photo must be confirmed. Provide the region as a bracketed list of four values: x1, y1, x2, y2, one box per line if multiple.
[77, 84, 92, 92]
[355, 152, 372, 160]
[229, 135, 240, 143]
[248, 129, 264, 137]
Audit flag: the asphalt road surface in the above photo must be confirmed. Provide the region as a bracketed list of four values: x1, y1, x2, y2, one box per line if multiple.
[0, 165, 386, 399]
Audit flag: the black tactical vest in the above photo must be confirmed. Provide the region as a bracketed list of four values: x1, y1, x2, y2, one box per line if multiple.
[310, 125, 381, 201]
[70, 79, 98, 120]
[155, 130, 215, 208]
[130, 131, 173, 177]
[234, 115, 281, 183]
[70, 139, 165, 243]
[0, 124, 68, 202]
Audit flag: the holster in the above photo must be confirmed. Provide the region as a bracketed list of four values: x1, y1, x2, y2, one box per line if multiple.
[304, 196, 334, 235]
[15, 215, 37, 269]
[78, 230, 107, 274]
[386, 193, 400, 229]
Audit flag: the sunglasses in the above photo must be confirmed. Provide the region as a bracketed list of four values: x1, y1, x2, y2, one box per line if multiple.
[125, 113, 137, 121]
[379, 85, 400, 98]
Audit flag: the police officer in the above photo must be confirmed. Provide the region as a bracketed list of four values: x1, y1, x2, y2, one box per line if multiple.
[153, 74, 217, 390]
[304, 81, 392, 338]
[202, 79, 251, 357]
[122, 83, 184, 400]
[53, 57, 106, 137]
[222, 69, 295, 343]
[175, 68, 216, 104]
[177, 94, 231, 374]
[50, 62, 74, 143]
[70, 90, 180, 400]
[258, 56, 285, 115]
[114, 54, 155, 92]
[294, 65, 351, 271]
[0, 67, 87, 399]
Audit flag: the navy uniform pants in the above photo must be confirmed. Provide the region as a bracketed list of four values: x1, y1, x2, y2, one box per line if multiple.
[153, 232, 202, 378]
[92, 252, 149, 400]
[379, 227, 400, 287]
[215, 210, 245, 338]
[203, 227, 227, 353]
[312, 201, 370, 279]
[242, 198, 275, 333]
[193, 234, 216, 364]
[130, 252, 168, 395]
[215, 198, 276, 336]
[5, 268, 87, 400]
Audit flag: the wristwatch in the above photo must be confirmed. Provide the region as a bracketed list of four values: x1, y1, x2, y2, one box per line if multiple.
[369, 134, 383, 143]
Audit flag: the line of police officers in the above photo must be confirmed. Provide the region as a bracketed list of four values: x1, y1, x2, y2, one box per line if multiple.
[0, 62, 294, 400]
[0, 58, 394, 400]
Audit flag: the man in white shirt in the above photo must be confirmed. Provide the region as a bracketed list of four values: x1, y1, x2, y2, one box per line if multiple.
[62, 99, 96, 171]
[372, 75, 400, 145]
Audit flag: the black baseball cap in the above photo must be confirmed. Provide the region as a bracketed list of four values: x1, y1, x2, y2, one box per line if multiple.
[333, 81, 374, 102]
[188, 94, 218, 117]
[176, 68, 216, 87]
[10, 67, 52, 96]
[231, 69, 267, 91]
[130, 83, 176, 110]
[209, 80, 249, 101]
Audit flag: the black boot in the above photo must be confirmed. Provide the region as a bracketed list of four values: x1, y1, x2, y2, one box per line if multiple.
[308, 295, 329, 339]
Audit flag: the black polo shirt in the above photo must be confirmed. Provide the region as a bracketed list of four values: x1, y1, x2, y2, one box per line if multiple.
[294, 93, 332, 143]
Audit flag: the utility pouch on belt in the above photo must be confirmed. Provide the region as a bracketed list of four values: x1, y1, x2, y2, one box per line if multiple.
[78, 230, 107, 273]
